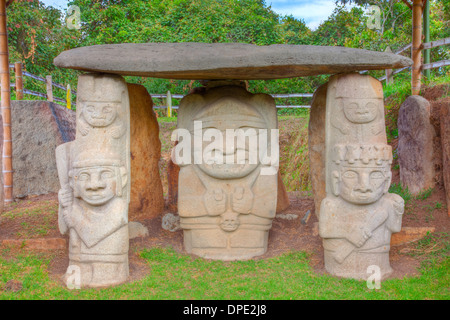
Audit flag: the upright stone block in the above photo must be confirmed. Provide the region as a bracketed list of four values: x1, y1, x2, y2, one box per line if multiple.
[308, 83, 327, 217]
[318, 73, 404, 280]
[176, 84, 278, 260]
[128, 83, 164, 220]
[56, 74, 130, 288]
[398, 96, 436, 195]
[440, 99, 450, 215]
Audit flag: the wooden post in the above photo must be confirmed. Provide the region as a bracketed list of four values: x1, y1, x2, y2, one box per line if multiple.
[14, 62, 23, 100]
[46, 75, 53, 102]
[0, 0, 11, 204]
[385, 47, 394, 85]
[423, 0, 430, 78]
[66, 84, 71, 109]
[411, 0, 423, 95]
[167, 90, 172, 117]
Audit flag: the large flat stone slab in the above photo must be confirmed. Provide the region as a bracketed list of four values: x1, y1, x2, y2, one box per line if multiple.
[54, 43, 412, 80]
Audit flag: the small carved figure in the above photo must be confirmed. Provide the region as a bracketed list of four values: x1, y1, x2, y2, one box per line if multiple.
[76, 74, 126, 139]
[319, 144, 404, 279]
[330, 75, 385, 142]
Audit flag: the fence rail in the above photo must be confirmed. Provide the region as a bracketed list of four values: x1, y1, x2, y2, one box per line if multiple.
[5, 63, 77, 107]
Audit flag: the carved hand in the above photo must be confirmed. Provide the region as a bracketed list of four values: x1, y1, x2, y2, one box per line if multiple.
[348, 227, 372, 248]
[204, 188, 227, 216]
[78, 121, 90, 136]
[58, 186, 73, 208]
[231, 186, 253, 214]
[110, 125, 125, 139]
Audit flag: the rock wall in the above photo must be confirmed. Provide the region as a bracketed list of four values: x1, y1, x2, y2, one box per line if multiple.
[11, 100, 75, 198]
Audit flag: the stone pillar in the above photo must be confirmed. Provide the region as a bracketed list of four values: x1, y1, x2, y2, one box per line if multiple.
[128, 83, 164, 220]
[308, 83, 327, 217]
[175, 83, 279, 260]
[440, 100, 450, 216]
[56, 73, 130, 288]
[398, 96, 436, 195]
[318, 73, 404, 280]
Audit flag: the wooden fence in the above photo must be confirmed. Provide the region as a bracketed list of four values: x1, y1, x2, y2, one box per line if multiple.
[8, 63, 76, 107]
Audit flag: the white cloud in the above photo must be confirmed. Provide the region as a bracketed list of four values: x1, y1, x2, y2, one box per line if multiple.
[268, 0, 356, 30]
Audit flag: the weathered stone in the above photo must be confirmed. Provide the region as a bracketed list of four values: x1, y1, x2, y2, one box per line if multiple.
[390, 227, 435, 246]
[440, 98, 450, 216]
[319, 73, 404, 280]
[276, 171, 290, 213]
[167, 155, 180, 212]
[162, 213, 181, 232]
[11, 101, 75, 198]
[167, 157, 289, 214]
[128, 83, 164, 220]
[308, 83, 327, 217]
[128, 221, 149, 239]
[398, 96, 436, 195]
[54, 43, 412, 80]
[56, 73, 130, 288]
[176, 84, 278, 260]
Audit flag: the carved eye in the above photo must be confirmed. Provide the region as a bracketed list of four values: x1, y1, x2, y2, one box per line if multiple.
[86, 105, 95, 113]
[342, 171, 357, 179]
[348, 103, 359, 109]
[370, 171, 384, 179]
[366, 102, 377, 109]
[78, 172, 90, 181]
[103, 105, 113, 113]
[101, 170, 115, 179]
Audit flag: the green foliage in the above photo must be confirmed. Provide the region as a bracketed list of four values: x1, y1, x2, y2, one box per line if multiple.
[7, 0, 81, 102]
[415, 188, 434, 201]
[389, 183, 412, 203]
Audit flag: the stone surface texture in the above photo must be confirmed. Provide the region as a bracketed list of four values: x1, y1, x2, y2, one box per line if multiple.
[308, 83, 327, 217]
[176, 84, 278, 260]
[318, 73, 404, 280]
[440, 99, 450, 215]
[276, 171, 290, 213]
[54, 43, 412, 80]
[398, 96, 436, 195]
[11, 100, 75, 198]
[128, 83, 164, 220]
[56, 73, 130, 288]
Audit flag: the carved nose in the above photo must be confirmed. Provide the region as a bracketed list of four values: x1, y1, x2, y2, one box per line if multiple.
[86, 174, 106, 191]
[355, 173, 372, 193]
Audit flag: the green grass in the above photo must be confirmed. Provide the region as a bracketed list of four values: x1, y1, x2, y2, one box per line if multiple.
[414, 188, 434, 201]
[388, 183, 412, 203]
[157, 116, 178, 123]
[0, 246, 448, 300]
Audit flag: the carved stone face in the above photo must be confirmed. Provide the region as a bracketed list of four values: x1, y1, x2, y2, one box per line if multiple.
[336, 166, 388, 205]
[198, 126, 262, 179]
[82, 102, 118, 127]
[74, 166, 118, 206]
[342, 99, 380, 124]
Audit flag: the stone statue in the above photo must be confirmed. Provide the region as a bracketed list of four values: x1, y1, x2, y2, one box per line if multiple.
[176, 83, 278, 260]
[319, 144, 404, 279]
[56, 73, 130, 287]
[319, 73, 404, 280]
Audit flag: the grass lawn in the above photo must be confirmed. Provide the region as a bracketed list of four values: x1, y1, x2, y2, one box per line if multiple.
[0, 239, 448, 300]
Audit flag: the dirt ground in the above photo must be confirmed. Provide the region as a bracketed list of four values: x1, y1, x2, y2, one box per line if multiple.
[1, 183, 448, 284]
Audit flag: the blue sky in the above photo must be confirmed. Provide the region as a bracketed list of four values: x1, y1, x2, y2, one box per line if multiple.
[40, 0, 355, 30]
